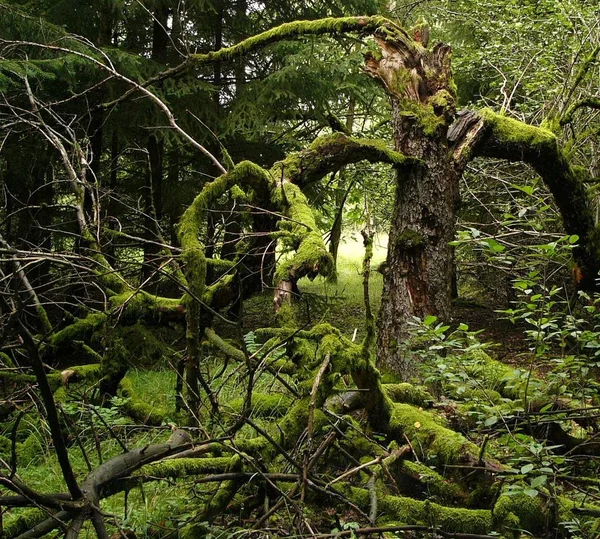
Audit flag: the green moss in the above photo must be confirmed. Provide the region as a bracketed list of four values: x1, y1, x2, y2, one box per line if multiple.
[390, 403, 479, 465]
[279, 398, 326, 442]
[49, 312, 107, 348]
[342, 486, 493, 533]
[429, 89, 455, 113]
[109, 291, 183, 322]
[48, 363, 103, 387]
[234, 436, 270, 455]
[118, 377, 165, 425]
[396, 97, 446, 136]
[273, 182, 334, 283]
[541, 116, 561, 133]
[341, 419, 384, 457]
[2, 508, 48, 537]
[178, 161, 272, 309]
[138, 457, 234, 479]
[398, 460, 464, 501]
[556, 496, 600, 532]
[493, 491, 546, 534]
[384, 383, 433, 406]
[480, 108, 556, 151]
[180, 522, 212, 539]
[36, 304, 52, 335]
[0, 434, 43, 468]
[205, 328, 246, 361]
[276, 132, 414, 186]
[14, 433, 45, 467]
[53, 385, 68, 403]
[461, 349, 524, 398]
[190, 16, 394, 65]
[395, 228, 425, 251]
[0, 370, 37, 385]
[126, 326, 167, 366]
[202, 273, 236, 306]
[0, 351, 14, 367]
[228, 392, 292, 418]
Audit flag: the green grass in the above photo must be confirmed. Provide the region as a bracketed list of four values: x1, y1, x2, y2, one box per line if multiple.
[296, 232, 387, 341]
[128, 368, 177, 415]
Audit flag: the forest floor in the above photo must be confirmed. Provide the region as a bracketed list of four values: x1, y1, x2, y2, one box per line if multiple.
[288, 233, 530, 361]
[5, 234, 600, 538]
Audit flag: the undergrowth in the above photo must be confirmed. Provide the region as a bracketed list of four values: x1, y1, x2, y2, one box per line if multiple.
[3, 234, 600, 538]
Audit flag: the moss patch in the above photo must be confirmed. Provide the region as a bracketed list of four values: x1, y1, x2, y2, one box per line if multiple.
[118, 377, 165, 426]
[390, 403, 479, 465]
[342, 485, 493, 533]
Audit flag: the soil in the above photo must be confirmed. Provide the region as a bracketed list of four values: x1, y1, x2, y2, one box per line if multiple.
[452, 300, 530, 363]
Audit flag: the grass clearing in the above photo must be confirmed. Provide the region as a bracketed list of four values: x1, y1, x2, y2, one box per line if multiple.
[297, 232, 387, 340]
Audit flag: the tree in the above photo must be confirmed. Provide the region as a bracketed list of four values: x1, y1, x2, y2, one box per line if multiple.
[2, 2, 600, 537]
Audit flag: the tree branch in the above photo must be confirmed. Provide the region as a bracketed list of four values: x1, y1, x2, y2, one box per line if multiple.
[560, 96, 600, 126]
[471, 108, 600, 290]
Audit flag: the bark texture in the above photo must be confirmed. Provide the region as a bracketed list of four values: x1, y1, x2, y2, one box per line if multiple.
[367, 27, 459, 377]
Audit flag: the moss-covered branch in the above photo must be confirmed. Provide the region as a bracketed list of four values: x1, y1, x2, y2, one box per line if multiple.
[274, 132, 417, 189]
[117, 377, 165, 425]
[474, 109, 600, 290]
[560, 96, 600, 126]
[267, 133, 415, 307]
[340, 485, 493, 534]
[189, 17, 398, 66]
[272, 181, 334, 307]
[177, 162, 273, 422]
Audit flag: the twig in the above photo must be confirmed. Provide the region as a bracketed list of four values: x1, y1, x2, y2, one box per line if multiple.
[326, 456, 383, 488]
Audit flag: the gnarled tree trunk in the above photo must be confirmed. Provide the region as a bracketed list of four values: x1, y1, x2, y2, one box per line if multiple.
[367, 28, 460, 377]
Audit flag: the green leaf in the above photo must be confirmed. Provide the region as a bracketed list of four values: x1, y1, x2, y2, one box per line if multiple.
[423, 315, 438, 326]
[530, 475, 547, 488]
[510, 183, 535, 196]
[520, 463, 534, 474]
[485, 238, 506, 252]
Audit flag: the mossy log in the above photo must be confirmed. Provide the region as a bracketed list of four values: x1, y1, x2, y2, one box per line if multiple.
[135, 456, 236, 480]
[389, 403, 493, 468]
[262, 325, 502, 476]
[339, 485, 494, 534]
[384, 382, 434, 406]
[117, 377, 165, 425]
[395, 459, 466, 502]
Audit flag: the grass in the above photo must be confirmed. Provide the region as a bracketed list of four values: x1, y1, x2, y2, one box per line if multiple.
[296, 232, 387, 341]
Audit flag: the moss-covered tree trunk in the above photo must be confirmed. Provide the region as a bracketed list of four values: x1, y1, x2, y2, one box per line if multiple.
[368, 28, 459, 377]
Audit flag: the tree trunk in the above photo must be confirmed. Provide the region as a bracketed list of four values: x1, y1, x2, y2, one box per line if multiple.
[141, 135, 164, 283]
[329, 97, 356, 273]
[377, 131, 458, 375]
[366, 27, 459, 377]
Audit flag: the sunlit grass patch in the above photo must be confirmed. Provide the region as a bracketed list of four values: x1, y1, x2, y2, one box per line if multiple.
[297, 233, 387, 339]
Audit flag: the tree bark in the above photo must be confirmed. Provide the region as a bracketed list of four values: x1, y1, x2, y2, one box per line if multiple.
[366, 28, 459, 377]
[377, 137, 458, 376]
